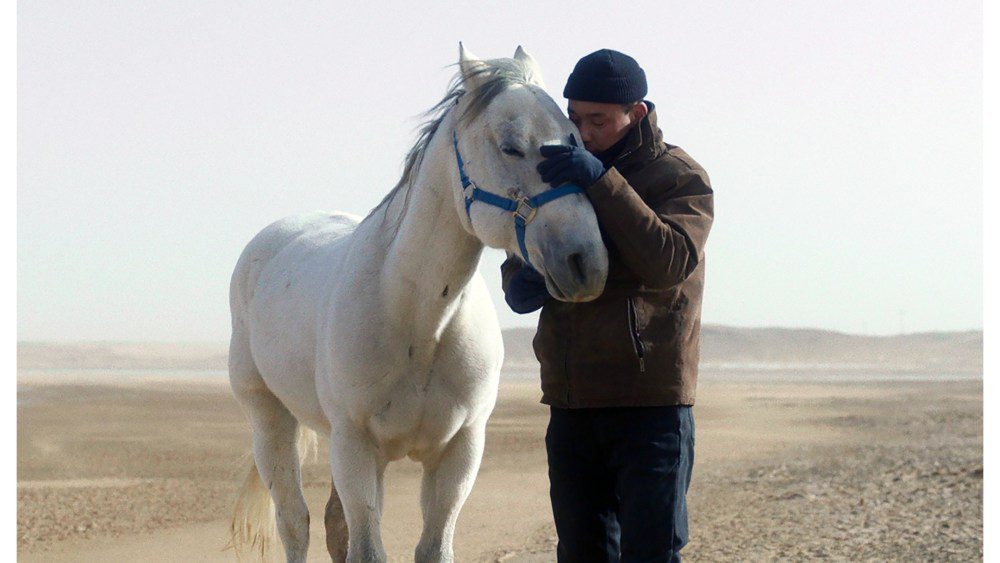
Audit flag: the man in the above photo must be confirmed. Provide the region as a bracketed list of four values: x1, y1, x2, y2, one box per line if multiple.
[501, 49, 714, 561]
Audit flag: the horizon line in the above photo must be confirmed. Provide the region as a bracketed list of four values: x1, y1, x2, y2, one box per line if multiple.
[15, 323, 984, 345]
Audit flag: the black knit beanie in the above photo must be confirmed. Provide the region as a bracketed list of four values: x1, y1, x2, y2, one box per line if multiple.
[563, 49, 647, 103]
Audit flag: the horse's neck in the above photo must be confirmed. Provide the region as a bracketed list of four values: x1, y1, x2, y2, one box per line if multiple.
[375, 119, 483, 348]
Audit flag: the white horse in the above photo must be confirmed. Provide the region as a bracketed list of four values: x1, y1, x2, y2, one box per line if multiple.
[227, 44, 609, 562]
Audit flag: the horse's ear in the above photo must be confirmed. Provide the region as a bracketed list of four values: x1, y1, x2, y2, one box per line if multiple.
[459, 42, 489, 91]
[513, 45, 545, 87]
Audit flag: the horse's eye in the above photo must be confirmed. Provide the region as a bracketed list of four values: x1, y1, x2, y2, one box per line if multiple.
[501, 145, 525, 158]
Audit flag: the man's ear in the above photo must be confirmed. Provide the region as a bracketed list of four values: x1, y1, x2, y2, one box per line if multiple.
[629, 101, 649, 124]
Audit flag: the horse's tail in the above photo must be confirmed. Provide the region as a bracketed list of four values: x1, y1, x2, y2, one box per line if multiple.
[226, 425, 319, 560]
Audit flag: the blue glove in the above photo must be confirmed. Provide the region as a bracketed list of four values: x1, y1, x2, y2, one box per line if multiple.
[505, 264, 549, 314]
[537, 134, 606, 188]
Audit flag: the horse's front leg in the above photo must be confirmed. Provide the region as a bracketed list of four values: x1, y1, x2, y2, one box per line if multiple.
[416, 423, 486, 563]
[328, 419, 387, 562]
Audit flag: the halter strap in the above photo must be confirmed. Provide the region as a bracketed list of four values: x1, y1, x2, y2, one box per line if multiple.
[452, 130, 584, 267]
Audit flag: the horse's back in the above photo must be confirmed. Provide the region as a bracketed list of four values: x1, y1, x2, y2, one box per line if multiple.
[230, 210, 361, 430]
[231, 211, 359, 305]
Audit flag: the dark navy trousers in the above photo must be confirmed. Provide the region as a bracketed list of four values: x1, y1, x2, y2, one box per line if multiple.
[546, 405, 695, 563]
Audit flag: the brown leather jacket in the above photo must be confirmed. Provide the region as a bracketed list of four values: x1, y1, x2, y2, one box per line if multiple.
[501, 103, 714, 407]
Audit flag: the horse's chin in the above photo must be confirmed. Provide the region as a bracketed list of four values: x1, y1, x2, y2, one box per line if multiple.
[555, 292, 603, 303]
[544, 272, 605, 303]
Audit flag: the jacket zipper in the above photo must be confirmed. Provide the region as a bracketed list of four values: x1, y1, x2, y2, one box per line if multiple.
[626, 296, 646, 373]
[614, 147, 636, 164]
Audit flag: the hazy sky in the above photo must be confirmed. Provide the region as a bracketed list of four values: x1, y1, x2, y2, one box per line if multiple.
[18, 1, 982, 341]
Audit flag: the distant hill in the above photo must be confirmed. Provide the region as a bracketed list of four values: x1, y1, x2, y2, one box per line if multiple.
[18, 326, 982, 374]
[500, 325, 983, 374]
[17, 342, 230, 371]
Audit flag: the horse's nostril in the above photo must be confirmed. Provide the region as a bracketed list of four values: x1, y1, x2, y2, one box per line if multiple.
[568, 253, 587, 285]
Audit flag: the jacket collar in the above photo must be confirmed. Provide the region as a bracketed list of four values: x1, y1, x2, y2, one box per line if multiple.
[610, 100, 663, 170]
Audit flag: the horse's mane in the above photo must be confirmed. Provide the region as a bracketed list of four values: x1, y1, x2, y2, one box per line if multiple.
[361, 57, 537, 237]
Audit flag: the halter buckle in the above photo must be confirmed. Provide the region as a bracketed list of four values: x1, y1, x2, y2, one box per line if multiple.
[513, 197, 537, 224]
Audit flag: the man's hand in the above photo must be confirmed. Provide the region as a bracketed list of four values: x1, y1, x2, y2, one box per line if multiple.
[537, 134, 606, 188]
[505, 263, 549, 314]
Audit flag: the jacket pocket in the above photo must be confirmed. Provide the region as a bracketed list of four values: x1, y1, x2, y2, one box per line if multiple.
[626, 296, 647, 373]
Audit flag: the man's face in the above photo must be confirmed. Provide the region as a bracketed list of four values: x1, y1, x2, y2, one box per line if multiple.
[567, 100, 645, 154]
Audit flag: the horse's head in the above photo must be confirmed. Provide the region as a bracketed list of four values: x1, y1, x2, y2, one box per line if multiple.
[451, 44, 609, 302]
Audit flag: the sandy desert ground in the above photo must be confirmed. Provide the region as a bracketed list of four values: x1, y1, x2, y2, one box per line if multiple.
[17, 372, 982, 561]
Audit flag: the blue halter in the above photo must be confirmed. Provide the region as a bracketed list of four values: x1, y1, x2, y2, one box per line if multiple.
[452, 130, 584, 268]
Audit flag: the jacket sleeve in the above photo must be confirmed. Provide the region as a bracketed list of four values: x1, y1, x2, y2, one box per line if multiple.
[584, 165, 714, 290]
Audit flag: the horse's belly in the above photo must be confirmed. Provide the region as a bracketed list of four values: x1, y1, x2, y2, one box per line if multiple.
[254, 351, 328, 432]
[246, 228, 352, 433]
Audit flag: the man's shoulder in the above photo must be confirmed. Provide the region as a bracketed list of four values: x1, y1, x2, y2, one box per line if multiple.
[660, 144, 707, 177]
[628, 142, 711, 197]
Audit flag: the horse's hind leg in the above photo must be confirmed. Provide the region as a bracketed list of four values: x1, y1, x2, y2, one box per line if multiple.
[324, 482, 348, 561]
[231, 360, 311, 562]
